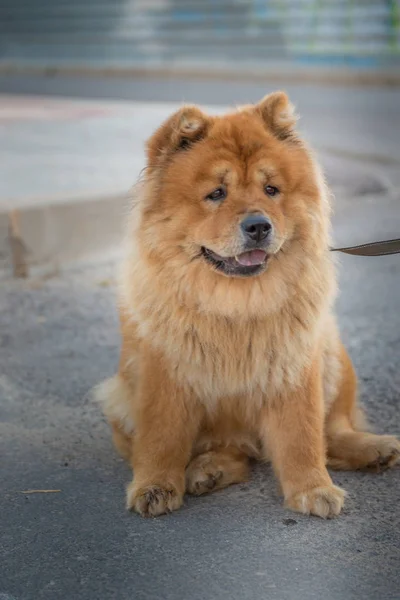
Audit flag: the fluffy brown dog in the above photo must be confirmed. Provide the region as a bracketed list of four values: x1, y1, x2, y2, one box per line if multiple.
[96, 92, 400, 518]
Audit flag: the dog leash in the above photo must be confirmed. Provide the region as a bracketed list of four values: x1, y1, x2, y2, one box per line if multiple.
[331, 238, 400, 256]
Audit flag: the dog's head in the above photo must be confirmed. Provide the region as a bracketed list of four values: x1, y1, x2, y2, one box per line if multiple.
[133, 92, 331, 313]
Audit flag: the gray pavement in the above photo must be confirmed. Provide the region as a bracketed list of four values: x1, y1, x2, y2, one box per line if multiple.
[1, 204, 400, 599]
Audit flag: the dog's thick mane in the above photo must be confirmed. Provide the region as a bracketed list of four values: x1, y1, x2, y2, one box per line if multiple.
[118, 177, 336, 404]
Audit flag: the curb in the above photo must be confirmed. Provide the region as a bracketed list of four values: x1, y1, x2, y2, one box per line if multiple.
[0, 192, 128, 278]
[1, 63, 400, 87]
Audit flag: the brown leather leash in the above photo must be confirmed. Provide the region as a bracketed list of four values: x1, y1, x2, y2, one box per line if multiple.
[331, 238, 400, 256]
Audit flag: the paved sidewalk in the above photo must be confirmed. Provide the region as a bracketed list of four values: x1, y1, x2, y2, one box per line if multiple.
[1, 231, 400, 600]
[0, 95, 161, 210]
[1, 89, 399, 212]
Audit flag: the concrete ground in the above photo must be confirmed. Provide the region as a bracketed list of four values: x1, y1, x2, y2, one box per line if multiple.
[1, 209, 400, 600]
[0, 74, 400, 599]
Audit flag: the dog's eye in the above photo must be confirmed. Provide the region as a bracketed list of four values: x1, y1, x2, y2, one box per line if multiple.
[264, 185, 279, 197]
[206, 187, 226, 202]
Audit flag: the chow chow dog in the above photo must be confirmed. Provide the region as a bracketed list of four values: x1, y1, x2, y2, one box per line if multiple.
[96, 92, 399, 518]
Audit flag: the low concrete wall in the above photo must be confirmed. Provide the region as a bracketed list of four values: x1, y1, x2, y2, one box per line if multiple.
[0, 193, 127, 277]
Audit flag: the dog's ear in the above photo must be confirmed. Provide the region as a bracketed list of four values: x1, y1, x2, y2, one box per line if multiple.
[254, 91, 298, 141]
[146, 106, 210, 170]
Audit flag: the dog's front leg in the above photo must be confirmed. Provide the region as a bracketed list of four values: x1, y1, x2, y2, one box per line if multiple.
[262, 358, 346, 518]
[126, 347, 201, 517]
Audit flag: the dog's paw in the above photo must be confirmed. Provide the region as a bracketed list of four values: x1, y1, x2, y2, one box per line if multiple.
[363, 435, 400, 472]
[186, 450, 249, 496]
[186, 465, 224, 496]
[285, 485, 346, 519]
[126, 483, 183, 517]
[328, 433, 400, 471]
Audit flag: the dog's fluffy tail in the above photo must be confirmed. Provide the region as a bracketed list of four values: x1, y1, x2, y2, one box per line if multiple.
[93, 374, 135, 434]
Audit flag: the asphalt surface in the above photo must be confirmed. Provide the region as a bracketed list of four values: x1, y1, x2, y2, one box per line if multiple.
[1, 192, 400, 600]
[1, 73, 399, 164]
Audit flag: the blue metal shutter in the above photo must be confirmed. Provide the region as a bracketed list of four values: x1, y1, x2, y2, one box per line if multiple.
[0, 1, 399, 69]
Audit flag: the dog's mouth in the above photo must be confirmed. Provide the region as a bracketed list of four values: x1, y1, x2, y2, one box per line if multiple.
[201, 247, 269, 277]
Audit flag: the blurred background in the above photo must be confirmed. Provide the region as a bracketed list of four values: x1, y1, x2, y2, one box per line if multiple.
[0, 0, 399, 72]
[1, 4, 400, 600]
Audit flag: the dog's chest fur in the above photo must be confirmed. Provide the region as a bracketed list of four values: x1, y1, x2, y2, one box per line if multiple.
[121, 247, 335, 409]
[135, 301, 318, 405]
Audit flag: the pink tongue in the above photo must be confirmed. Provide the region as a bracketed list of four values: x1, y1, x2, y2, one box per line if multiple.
[235, 249, 267, 266]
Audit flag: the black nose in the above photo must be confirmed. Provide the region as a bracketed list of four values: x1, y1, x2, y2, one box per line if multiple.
[241, 215, 272, 243]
